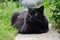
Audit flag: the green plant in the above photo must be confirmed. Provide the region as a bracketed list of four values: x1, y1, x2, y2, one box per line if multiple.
[0, 2, 25, 40]
[49, 0, 60, 29]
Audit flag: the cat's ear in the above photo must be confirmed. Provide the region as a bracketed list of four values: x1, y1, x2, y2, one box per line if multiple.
[38, 5, 44, 13]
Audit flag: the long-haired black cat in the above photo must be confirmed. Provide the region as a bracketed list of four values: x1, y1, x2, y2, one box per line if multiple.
[11, 5, 49, 34]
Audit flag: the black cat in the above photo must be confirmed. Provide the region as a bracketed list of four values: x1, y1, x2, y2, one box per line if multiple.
[11, 6, 49, 34]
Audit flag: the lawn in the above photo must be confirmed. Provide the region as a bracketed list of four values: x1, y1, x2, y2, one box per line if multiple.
[0, 2, 25, 40]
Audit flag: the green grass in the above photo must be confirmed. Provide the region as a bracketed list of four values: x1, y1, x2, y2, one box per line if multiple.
[44, 8, 53, 22]
[0, 2, 25, 40]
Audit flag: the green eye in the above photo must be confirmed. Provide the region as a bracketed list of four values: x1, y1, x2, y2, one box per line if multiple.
[35, 13, 38, 16]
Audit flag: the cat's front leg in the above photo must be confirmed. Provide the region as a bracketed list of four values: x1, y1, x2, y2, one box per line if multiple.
[20, 25, 30, 34]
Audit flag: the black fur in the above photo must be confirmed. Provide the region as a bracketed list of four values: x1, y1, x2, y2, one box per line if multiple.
[11, 12, 20, 25]
[11, 6, 49, 34]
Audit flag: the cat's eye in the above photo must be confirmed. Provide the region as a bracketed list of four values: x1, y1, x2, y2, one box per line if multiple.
[35, 13, 38, 16]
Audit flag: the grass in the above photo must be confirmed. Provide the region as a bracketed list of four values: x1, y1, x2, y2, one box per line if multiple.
[44, 8, 53, 22]
[0, 2, 25, 40]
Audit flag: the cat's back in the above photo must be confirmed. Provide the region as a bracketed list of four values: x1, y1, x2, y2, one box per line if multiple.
[17, 9, 28, 20]
[12, 9, 28, 30]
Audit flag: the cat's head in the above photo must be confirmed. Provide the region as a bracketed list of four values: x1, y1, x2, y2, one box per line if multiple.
[27, 5, 44, 23]
[28, 5, 44, 15]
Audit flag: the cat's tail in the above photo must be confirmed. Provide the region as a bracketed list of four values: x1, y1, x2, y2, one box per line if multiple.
[11, 12, 20, 25]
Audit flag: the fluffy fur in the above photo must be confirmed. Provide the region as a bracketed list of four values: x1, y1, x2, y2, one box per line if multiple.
[11, 6, 49, 34]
